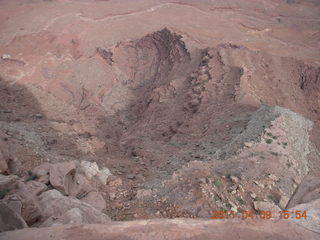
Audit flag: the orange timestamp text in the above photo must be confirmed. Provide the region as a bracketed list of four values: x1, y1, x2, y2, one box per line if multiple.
[211, 209, 308, 220]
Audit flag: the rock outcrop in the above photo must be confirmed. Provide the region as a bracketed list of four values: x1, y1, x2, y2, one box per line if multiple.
[1, 218, 319, 240]
[0, 161, 110, 230]
[39, 190, 110, 227]
[286, 176, 320, 208]
[0, 203, 27, 232]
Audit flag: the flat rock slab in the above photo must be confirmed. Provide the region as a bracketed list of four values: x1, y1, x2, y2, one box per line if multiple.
[0, 218, 319, 240]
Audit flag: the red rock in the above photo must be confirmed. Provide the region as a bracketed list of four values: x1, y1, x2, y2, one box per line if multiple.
[67, 173, 93, 197]
[81, 192, 106, 211]
[49, 161, 76, 195]
[38, 190, 110, 226]
[1, 218, 319, 240]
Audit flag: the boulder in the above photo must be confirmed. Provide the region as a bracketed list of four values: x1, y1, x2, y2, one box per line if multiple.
[286, 176, 320, 208]
[49, 161, 76, 195]
[14, 184, 42, 225]
[41, 208, 84, 227]
[2, 193, 23, 216]
[38, 190, 110, 226]
[81, 191, 106, 211]
[96, 167, 112, 185]
[17, 181, 47, 197]
[79, 161, 99, 179]
[0, 174, 18, 191]
[0, 203, 27, 232]
[3, 181, 47, 225]
[67, 173, 93, 197]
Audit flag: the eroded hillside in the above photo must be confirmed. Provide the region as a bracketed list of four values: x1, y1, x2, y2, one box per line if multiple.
[0, 0, 319, 239]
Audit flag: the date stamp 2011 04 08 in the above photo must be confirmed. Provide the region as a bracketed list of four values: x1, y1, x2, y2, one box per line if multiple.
[211, 209, 308, 220]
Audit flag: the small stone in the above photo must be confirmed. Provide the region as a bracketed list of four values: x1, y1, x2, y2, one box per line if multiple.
[1, 54, 11, 59]
[244, 142, 253, 148]
[231, 206, 238, 212]
[35, 114, 43, 119]
[250, 193, 257, 199]
[231, 190, 237, 195]
[229, 201, 237, 209]
[127, 174, 135, 180]
[197, 74, 209, 82]
[268, 174, 279, 181]
[237, 185, 245, 192]
[254, 181, 265, 189]
[230, 176, 239, 183]
[198, 67, 207, 74]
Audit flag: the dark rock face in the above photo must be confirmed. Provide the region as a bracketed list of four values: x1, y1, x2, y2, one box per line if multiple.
[0, 203, 27, 232]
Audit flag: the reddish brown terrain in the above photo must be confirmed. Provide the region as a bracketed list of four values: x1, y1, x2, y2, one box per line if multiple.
[0, 0, 320, 239]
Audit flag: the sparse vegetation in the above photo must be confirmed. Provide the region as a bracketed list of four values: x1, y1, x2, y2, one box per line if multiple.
[268, 195, 279, 204]
[266, 139, 273, 144]
[214, 180, 221, 187]
[270, 151, 279, 156]
[266, 132, 278, 140]
[0, 189, 9, 199]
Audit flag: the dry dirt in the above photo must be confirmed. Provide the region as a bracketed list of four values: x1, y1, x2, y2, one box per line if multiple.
[0, 0, 319, 238]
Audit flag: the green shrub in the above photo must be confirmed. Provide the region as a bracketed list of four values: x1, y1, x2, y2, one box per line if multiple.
[0, 189, 8, 199]
[214, 180, 221, 187]
[266, 139, 273, 144]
